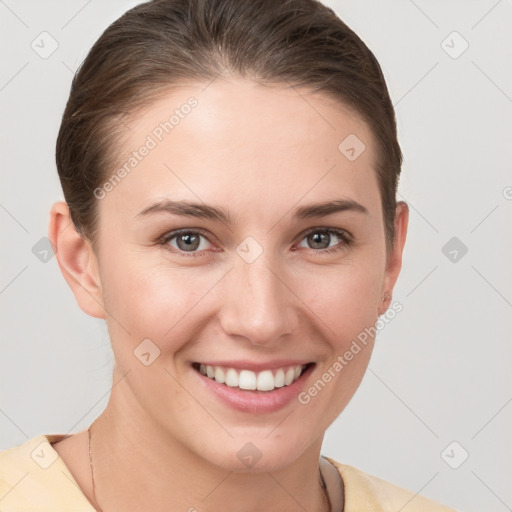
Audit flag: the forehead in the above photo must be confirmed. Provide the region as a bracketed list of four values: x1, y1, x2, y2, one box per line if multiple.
[101, 78, 381, 223]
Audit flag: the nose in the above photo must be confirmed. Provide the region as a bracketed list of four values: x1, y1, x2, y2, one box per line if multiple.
[218, 248, 299, 347]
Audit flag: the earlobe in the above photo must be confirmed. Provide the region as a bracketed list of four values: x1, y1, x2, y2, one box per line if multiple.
[48, 201, 106, 319]
[378, 201, 409, 316]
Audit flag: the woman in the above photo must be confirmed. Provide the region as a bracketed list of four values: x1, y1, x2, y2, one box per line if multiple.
[0, 0, 456, 510]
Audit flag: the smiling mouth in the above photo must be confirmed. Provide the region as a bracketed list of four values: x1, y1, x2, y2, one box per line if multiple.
[192, 362, 315, 392]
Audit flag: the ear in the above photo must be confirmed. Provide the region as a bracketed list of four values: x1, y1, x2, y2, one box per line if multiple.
[48, 201, 106, 319]
[378, 201, 409, 316]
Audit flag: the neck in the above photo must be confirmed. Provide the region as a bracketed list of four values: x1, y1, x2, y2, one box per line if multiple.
[89, 382, 331, 512]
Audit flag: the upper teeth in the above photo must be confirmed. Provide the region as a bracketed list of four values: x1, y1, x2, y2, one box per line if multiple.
[198, 364, 305, 392]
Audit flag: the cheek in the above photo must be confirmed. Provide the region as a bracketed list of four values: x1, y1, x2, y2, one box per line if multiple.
[100, 252, 227, 350]
[293, 258, 384, 342]
[292, 265, 381, 426]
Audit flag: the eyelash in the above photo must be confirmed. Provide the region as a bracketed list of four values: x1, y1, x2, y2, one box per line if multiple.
[159, 227, 352, 258]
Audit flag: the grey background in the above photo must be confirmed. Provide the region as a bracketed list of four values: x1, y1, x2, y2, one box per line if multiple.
[1, 1, 511, 511]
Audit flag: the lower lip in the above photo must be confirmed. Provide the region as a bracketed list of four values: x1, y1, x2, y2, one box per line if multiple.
[193, 364, 315, 414]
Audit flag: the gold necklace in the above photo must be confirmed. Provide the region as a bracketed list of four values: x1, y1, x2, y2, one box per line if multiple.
[88, 424, 332, 512]
[87, 423, 103, 512]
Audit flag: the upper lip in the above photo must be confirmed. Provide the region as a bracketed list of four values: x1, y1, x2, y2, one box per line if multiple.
[193, 360, 314, 372]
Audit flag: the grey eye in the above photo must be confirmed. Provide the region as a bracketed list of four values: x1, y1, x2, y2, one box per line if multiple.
[167, 231, 211, 252]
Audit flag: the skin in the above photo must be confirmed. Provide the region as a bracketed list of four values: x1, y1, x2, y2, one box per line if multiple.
[49, 78, 408, 512]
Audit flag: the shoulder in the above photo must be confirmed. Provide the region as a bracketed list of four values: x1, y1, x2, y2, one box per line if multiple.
[324, 457, 459, 512]
[0, 434, 94, 511]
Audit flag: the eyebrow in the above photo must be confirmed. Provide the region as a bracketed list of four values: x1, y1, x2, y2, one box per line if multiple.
[135, 198, 368, 224]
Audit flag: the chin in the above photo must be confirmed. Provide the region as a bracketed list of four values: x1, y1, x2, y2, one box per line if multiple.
[192, 429, 318, 473]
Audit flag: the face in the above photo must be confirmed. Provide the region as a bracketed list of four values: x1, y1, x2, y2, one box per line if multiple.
[86, 78, 402, 471]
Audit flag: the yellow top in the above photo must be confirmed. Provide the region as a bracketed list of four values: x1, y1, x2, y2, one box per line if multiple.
[0, 434, 457, 511]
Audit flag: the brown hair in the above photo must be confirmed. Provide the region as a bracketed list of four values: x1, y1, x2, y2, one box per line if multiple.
[56, 0, 402, 251]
